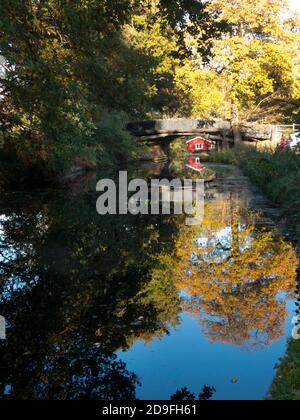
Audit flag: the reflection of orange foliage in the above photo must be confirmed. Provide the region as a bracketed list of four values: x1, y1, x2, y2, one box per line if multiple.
[173, 199, 298, 350]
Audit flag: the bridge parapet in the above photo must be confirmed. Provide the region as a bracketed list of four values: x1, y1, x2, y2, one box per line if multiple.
[127, 119, 281, 144]
[127, 119, 231, 138]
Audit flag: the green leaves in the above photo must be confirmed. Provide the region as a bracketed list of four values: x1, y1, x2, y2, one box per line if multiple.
[0, 1, 147, 175]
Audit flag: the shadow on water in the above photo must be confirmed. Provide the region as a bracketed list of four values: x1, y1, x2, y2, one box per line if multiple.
[0, 160, 298, 400]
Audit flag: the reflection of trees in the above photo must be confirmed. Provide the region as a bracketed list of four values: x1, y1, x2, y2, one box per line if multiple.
[0, 192, 182, 399]
[171, 385, 216, 401]
[173, 195, 298, 350]
[1, 185, 297, 398]
[2, 335, 138, 400]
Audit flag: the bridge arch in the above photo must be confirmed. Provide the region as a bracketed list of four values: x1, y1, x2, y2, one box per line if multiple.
[126, 119, 278, 160]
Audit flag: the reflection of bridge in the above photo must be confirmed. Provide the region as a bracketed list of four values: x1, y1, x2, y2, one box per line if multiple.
[126, 119, 277, 160]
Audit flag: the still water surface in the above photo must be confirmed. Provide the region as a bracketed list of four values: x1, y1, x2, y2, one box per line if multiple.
[0, 162, 298, 400]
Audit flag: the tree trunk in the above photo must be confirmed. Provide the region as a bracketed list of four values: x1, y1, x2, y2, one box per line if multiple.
[221, 130, 229, 150]
[160, 138, 172, 156]
[231, 104, 243, 147]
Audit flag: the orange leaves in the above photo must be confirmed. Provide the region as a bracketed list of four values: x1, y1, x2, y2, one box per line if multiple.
[170, 195, 298, 349]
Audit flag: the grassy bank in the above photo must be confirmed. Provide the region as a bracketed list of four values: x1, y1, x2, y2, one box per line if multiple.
[267, 339, 300, 400]
[200, 149, 239, 165]
[239, 149, 300, 241]
[208, 148, 300, 240]
[208, 147, 300, 400]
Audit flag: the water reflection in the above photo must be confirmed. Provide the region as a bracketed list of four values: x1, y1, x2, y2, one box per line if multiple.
[0, 191, 184, 399]
[0, 163, 298, 399]
[172, 191, 297, 350]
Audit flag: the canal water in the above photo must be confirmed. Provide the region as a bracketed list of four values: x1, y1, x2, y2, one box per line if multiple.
[0, 161, 298, 400]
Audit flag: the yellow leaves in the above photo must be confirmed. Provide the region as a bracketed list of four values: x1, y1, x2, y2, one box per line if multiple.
[167, 193, 298, 348]
[207, 0, 289, 36]
[205, 0, 299, 115]
[174, 64, 228, 119]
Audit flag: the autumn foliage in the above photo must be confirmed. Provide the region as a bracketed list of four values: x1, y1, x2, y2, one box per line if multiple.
[172, 193, 298, 349]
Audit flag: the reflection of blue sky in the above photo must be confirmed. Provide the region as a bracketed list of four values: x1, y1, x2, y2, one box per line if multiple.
[118, 297, 296, 400]
[1, 277, 37, 303]
[119, 286, 296, 400]
[0, 214, 38, 302]
[192, 225, 252, 263]
[0, 215, 9, 258]
[0, 214, 17, 262]
[3, 384, 12, 397]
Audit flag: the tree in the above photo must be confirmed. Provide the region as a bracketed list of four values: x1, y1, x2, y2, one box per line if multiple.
[174, 64, 228, 118]
[206, 0, 300, 123]
[127, 0, 226, 116]
[0, 0, 225, 180]
[0, 1, 150, 176]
